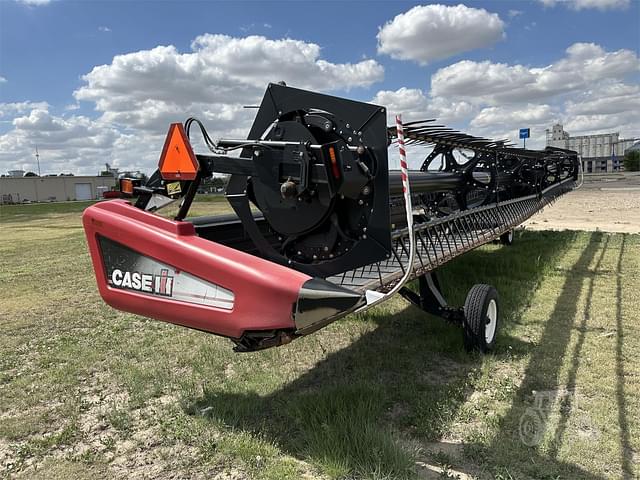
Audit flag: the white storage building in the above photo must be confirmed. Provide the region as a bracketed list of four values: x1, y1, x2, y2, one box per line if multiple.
[0, 175, 116, 204]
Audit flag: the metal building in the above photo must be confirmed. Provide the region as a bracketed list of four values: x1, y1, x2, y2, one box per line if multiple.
[0, 175, 116, 204]
[546, 124, 638, 173]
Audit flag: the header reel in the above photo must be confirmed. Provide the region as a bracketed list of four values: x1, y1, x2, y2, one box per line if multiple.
[136, 83, 578, 280]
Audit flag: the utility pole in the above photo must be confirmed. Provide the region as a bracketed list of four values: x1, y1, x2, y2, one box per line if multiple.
[35, 146, 41, 176]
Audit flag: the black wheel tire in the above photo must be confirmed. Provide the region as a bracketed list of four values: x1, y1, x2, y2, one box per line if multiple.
[500, 230, 514, 246]
[463, 284, 499, 352]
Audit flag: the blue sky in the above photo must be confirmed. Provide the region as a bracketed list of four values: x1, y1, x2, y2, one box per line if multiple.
[0, 0, 638, 174]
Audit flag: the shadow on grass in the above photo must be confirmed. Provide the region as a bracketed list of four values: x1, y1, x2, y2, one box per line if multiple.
[465, 231, 611, 479]
[614, 236, 633, 479]
[184, 231, 608, 479]
[548, 235, 610, 458]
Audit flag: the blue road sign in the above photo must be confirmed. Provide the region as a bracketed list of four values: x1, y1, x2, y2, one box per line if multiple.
[519, 128, 530, 139]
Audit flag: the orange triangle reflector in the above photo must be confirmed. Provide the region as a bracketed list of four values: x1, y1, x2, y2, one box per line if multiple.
[158, 123, 199, 181]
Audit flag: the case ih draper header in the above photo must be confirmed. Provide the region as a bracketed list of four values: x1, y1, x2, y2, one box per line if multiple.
[83, 83, 579, 352]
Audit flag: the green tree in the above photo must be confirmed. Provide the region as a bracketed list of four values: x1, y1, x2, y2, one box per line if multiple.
[623, 150, 640, 171]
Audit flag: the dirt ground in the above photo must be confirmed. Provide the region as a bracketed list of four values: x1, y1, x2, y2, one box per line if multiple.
[525, 172, 640, 233]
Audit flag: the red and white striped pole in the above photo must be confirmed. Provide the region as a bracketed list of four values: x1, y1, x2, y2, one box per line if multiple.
[396, 114, 410, 194]
[356, 114, 417, 310]
[395, 114, 415, 273]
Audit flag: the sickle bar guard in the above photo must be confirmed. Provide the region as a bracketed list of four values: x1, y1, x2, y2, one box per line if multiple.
[83, 83, 579, 352]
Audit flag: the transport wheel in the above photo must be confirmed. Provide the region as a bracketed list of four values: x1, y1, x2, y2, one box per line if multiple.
[463, 284, 499, 352]
[500, 230, 514, 246]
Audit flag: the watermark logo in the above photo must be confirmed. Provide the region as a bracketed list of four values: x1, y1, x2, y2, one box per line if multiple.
[518, 389, 580, 447]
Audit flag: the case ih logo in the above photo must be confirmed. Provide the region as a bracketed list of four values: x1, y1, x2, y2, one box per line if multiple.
[110, 268, 173, 296]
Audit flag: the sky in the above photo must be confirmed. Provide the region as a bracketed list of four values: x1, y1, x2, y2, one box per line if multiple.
[0, 0, 638, 175]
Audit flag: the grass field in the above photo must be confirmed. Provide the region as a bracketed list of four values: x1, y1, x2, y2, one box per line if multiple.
[0, 199, 638, 479]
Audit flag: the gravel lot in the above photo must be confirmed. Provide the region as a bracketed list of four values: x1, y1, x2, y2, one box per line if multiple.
[525, 172, 640, 234]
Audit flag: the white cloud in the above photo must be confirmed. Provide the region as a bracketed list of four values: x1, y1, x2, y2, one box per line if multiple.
[371, 87, 473, 126]
[189, 34, 383, 90]
[372, 88, 432, 121]
[1, 34, 384, 175]
[565, 82, 640, 116]
[431, 43, 640, 104]
[373, 42, 639, 149]
[0, 107, 131, 175]
[73, 34, 383, 135]
[377, 4, 505, 65]
[98, 26, 112, 32]
[470, 104, 555, 129]
[508, 9, 523, 18]
[0, 101, 50, 118]
[0, 76, 7, 83]
[563, 82, 640, 135]
[540, 0, 630, 10]
[15, 0, 51, 5]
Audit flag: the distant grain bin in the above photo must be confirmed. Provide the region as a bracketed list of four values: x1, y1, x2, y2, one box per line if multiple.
[546, 124, 637, 173]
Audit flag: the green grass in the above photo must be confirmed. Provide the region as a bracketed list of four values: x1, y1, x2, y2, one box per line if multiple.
[193, 193, 229, 202]
[0, 200, 98, 221]
[0, 200, 638, 479]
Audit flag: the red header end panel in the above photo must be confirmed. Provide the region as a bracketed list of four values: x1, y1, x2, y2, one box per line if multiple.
[82, 200, 311, 339]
